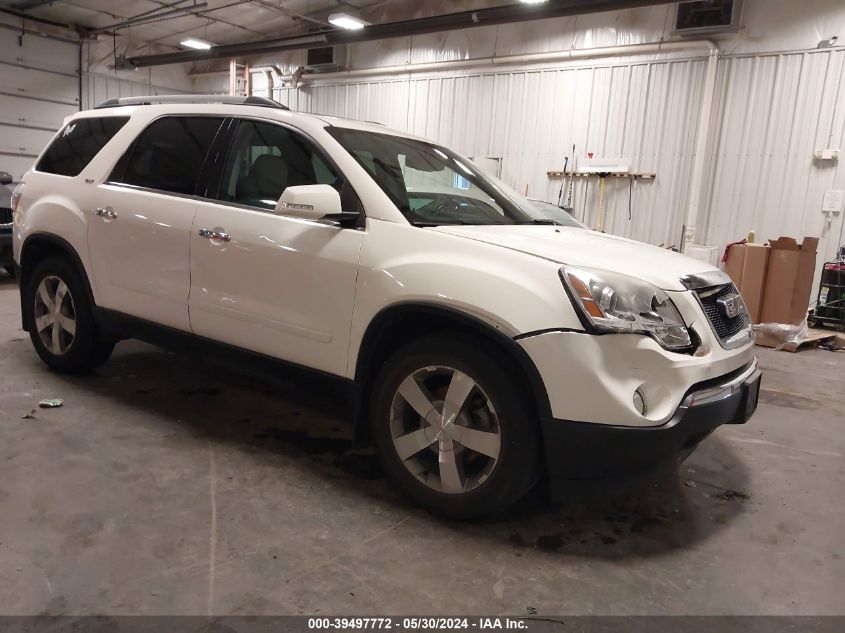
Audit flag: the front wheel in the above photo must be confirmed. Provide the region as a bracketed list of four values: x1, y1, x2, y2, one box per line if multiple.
[25, 257, 114, 373]
[371, 334, 542, 519]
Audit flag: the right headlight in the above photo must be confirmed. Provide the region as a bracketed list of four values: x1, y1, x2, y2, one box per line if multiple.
[560, 265, 692, 351]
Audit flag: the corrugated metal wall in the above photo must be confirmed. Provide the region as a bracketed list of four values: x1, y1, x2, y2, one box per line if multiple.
[5, 2, 845, 274]
[703, 49, 845, 267]
[272, 58, 708, 250]
[263, 45, 845, 270]
[81, 71, 187, 111]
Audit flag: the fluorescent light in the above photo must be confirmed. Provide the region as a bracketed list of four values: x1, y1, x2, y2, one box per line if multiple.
[519, 0, 548, 3]
[181, 38, 213, 49]
[328, 12, 368, 30]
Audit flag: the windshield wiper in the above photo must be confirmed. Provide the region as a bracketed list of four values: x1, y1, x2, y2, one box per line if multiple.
[409, 220, 475, 227]
[520, 218, 559, 225]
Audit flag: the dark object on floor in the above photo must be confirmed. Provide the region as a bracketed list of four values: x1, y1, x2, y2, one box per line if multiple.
[809, 258, 845, 331]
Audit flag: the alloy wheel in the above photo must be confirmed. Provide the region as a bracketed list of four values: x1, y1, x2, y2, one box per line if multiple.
[389, 365, 501, 494]
[34, 275, 76, 355]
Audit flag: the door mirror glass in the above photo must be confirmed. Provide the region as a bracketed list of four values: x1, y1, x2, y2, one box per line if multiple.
[275, 184, 342, 221]
[0, 171, 12, 185]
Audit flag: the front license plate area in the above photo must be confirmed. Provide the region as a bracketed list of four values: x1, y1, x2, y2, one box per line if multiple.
[734, 373, 761, 424]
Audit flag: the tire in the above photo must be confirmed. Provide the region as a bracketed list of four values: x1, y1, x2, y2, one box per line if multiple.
[3, 265, 14, 278]
[25, 256, 114, 373]
[371, 333, 542, 519]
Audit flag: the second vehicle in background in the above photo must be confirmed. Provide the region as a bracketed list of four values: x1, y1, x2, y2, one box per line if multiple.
[1, 171, 15, 277]
[529, 198, 585, 228]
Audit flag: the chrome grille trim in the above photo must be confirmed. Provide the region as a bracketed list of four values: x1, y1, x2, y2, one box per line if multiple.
[680, 270, 733, 290]
[687, 278, 754, 350]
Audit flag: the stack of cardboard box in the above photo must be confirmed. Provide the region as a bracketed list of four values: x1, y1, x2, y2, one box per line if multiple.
[723, 237, 819, 325]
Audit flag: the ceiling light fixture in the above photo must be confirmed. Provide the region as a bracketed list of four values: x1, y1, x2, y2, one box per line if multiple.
[180, 38, 213, 50]
[328, 12, 368, 30]
[519, 0, 548, 4]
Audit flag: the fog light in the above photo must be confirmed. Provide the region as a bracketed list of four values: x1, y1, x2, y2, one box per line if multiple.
[633, 388, 647, 416]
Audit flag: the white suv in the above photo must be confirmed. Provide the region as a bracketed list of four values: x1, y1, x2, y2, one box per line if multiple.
[11, 95, 761, 519]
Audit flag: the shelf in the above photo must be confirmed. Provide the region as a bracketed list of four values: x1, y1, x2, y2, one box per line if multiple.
[546, 171, 656, 180]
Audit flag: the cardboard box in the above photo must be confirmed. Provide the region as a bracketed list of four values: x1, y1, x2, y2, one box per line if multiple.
[759, 237, 819, 325]
[723, 242, 770, 323]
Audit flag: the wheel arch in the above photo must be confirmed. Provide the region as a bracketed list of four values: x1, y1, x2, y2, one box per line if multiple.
[18, 233, 96, 332]
[352, 301, 552, 443]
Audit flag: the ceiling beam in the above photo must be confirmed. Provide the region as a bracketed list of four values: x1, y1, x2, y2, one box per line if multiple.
[246, 0, 330, 28]
[124, 0, 679, 68]
[136, 0, 269, 43]
[3, 0, 60, 10]
[151, 0, 269, 37]
[89, 2, 209, 34]
[0, 5, 79, 32]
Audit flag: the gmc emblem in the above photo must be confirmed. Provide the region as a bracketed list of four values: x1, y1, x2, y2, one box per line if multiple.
[717, 293, 743, 319]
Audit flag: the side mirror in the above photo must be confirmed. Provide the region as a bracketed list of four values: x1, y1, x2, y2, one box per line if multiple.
[0, 172, 12, 185]
[275, 184, 361, 228]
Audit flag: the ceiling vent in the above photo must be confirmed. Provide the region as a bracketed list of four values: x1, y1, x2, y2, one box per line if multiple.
[675, 0, 743, 35]
[305, 45, 346, 73]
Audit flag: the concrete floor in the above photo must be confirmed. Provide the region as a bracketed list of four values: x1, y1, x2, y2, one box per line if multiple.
[0, 272, 843, 616]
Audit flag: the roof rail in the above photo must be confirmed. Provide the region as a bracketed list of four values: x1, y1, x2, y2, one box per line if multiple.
[94, 94, 290, 110]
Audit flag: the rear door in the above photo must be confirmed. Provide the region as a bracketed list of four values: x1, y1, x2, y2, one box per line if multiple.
[88, 116, 226, 330]
[188, 118, 364, 376]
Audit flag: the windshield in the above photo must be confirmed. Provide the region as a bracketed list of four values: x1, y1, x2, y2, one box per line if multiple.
[328, 127, 548, 226]
[529, 200, 586, 228]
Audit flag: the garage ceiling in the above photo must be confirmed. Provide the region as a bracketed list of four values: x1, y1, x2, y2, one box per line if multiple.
[0, 0, 421, 49]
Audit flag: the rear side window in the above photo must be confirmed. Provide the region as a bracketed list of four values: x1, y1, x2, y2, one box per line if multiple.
[37, 117, 129, 177]
[111, 117, 224, 195]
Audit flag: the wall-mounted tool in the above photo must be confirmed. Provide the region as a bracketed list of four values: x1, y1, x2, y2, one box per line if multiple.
[596, 171, 610, 232]
[557, 156, 569, 207]
[563, 144, 576, 212]
[547, 166, 655, 229]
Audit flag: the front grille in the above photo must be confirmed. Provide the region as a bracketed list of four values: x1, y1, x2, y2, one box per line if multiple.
[0, 208, 11, 225]
[694, 283, 750, 343]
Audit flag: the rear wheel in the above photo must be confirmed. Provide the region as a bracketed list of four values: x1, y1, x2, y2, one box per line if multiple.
[26, 257, 114, 373]
[371, 334, 542, 519]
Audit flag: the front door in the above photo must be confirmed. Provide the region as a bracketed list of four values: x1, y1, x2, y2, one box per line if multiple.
[188, 119, 363, 376]
[87, 116, 226, 331]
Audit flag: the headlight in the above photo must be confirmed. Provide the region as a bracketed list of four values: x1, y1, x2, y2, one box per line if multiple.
[560, 265, 692, 350]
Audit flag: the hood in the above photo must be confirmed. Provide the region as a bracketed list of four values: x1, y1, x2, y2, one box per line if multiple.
[430, 225, 716, 291]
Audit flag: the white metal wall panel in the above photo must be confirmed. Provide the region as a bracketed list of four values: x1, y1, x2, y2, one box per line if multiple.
[0, 29, 78, 181]
[0, 24, 196, 181]
[81, 72, 188, 110]
[273, 57, 707, 250]
[0, 28, 78, 75]
[1, 64, 77, 105]
[702, 49, 845, 277]
[266, 42, 845, 279]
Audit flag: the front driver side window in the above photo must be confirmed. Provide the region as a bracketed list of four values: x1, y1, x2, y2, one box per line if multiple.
[217, 120, 341, 210]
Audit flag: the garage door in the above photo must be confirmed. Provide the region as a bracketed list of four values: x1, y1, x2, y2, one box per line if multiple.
[0, 26, 78, 183]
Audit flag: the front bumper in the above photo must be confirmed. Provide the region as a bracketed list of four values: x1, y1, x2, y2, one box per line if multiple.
[540, 359, 761, 498]
[518, 327, 756, 426]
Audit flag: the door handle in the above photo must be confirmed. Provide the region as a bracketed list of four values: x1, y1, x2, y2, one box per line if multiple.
[199, 228, 231, 242]
[96, 207, 117, 220]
